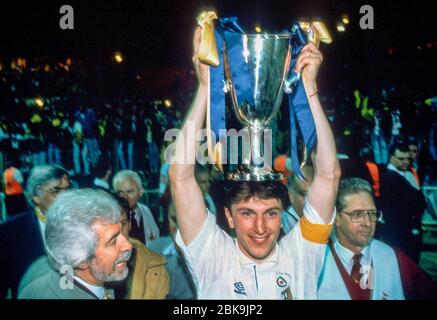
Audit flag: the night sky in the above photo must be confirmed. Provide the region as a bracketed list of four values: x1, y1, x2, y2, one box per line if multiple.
[0, 0, 435, 94]
[0, 1, 435, 58]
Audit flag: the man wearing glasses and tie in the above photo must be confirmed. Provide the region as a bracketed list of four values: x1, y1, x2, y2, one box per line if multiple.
[317, 177, 433, 300]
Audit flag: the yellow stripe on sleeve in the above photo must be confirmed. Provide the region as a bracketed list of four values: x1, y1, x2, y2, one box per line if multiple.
[299, 216, 333, 244]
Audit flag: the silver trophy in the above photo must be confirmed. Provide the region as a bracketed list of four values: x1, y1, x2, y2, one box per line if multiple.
[224, 33, 293, 181]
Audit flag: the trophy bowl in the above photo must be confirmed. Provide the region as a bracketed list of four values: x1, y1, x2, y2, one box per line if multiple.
[223, 33, 292, 181]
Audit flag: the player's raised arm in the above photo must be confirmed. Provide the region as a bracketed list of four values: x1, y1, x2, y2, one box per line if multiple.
[295, 42, 341, 223]
[169, 27, 210, 245]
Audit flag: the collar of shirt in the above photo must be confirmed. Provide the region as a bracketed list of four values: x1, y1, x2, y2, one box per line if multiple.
[73, 276, 105, 299]
[163, 241, 179, 257]
[34, 206, 46, 223]
[387, 163, 405, 176]
[235, 240, 280, 269]
[387, 163, 419, 189]
[333, 239, 371, 274]
[34, 207, 48, 249]
[37, 215, 47, 250]
[93, 178, 109, 190]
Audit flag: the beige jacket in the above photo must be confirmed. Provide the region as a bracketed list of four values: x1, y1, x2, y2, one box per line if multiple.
[128, 238, 169, 299]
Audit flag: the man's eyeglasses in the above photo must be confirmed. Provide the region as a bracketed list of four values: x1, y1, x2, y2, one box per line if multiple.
[341, 209, 383, 223]
[39, 185, 72, 196]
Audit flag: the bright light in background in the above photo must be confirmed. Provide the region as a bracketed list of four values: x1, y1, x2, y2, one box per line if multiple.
[114, 51, 123, 63]
[336, 23, 346, 32]
[17, 58, 27, 68]
[341, 14, 350, 25]
[164, 99, 172, 108]
[255, 25, 262, 33]
[35, 98, 44, 108]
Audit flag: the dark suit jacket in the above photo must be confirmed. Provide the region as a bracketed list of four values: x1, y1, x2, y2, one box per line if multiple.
[0, 210, 45, 298]
[377, 167, 426, 230]
[376, 167, 427, 261]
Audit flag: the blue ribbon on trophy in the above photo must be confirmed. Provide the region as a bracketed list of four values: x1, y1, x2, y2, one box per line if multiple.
[286, 22, 332, 179]
[210, 17, 253, 151]
[196, 11, 332, 180]
[286, 25, 317, 180]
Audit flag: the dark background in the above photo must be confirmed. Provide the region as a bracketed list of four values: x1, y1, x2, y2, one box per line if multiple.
[0, 0, 435, 77]
[0, 0, 435, 116]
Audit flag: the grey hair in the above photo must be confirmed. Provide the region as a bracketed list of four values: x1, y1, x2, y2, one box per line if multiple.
[336, 177, 374, 212]
[112, 170, 143, 191]
[25, 165, 70, 206]
[45, 189, 121, 270]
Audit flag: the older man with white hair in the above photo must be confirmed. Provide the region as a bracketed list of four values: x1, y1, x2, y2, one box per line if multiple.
[19, 189, 133, 299]
[112, 170, 160, 245]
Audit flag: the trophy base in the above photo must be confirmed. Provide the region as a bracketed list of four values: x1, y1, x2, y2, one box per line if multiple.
[226, 171, 284, 182]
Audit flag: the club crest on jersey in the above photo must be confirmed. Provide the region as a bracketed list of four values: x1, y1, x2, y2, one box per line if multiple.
[277, 276, 288, 288]
[276, 272, 291, 288]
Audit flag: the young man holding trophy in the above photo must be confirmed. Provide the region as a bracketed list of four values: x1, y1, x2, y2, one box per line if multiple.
[169, 13, 340, 299]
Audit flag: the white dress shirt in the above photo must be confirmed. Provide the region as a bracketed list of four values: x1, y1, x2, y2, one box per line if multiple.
[387, 163, 420, 190]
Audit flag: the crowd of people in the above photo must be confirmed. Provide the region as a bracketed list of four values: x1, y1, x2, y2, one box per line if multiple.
[0, 26, 436, 300]
[0, 56, 185, 183]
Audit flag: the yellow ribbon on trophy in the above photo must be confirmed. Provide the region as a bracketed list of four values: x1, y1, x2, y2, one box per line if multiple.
[298, 21, 332, 48]
[196, 11, 219, 67]
[197, 11, 224, 172]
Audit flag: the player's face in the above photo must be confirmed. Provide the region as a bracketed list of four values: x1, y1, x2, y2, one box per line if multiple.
[225, 197, 282, 263]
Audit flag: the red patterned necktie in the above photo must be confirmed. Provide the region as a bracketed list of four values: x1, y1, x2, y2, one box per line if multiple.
[351, 253, 363, 283]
